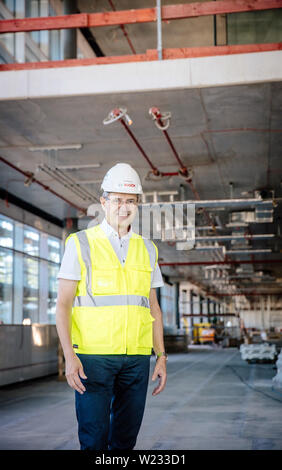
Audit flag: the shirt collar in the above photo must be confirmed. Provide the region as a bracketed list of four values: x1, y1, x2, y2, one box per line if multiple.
[100, 217, 133, 240]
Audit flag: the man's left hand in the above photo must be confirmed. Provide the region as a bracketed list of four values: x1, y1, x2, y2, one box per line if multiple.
[151, 358, 167, 396]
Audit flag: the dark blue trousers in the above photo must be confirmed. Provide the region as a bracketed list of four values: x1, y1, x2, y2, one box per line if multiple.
[75, 354, 151, 450]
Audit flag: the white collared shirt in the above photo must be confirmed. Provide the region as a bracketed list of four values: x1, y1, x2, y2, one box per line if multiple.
[99, 217, 133, 265]
[57, 218, 164, 288]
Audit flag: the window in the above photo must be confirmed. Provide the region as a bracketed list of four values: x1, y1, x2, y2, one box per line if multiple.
[22, 224, 40, 323]
[0, 247, 13, 324]
[25, 0, 50, 58]
[2, 0, 16, 15]
[0, 216, 14, 248]
[23, 255, 39, 323]
[49, 3, 61, 61]
[0, 4, 15, 66]
[1, 0, 63, 63]
[47, 236, 61, 322]
[0, 215, 14, 324]
[48, 236, 60, 263]
[24, 226, 40, 256]
[0, 213, 62, 324]
[48, 263, 59, 323]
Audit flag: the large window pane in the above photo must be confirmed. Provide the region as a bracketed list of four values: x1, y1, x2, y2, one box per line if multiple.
[0, 211, 62, 325]
[24, 226, 39, 256]
[0, 247, 13, 324]
[0, 215, 14, 248]
[47, 236, 61, 323]
[48, 263, 59, 324]
[26, 0, 40, 45]
[13, 251, 24, 324]
[25, 0, 49, 58]
[0, 32, 15, 58]
[40, 0, 49, 57]
[2, 0, 15, 15]
[23, 256, 39, 323]
[49, 3, 61, 61]
[48, 236, 61, 263]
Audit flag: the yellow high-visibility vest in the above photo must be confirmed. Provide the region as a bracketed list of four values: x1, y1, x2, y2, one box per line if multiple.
[66, 224, 158, 355]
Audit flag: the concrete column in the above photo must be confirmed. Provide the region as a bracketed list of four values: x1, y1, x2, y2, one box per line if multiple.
[199, 295, 203, 323]
[62, 218, 78, 243]
[175, 282, 180, 329]
[188, 290, 194, 335]
[215, 0, 227, 46]
[211, 301, 217, 323]
[202, 297, 208, 323]
[61, 0, 77, 59]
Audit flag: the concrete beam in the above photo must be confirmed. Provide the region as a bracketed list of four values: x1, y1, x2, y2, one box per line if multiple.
[0, 50, 281, 101]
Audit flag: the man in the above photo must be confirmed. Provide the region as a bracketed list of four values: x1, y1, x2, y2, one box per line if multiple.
[56, 163, 167, 450]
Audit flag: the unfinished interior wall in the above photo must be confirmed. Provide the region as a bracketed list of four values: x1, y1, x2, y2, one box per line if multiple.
[236, 295, 282, 331]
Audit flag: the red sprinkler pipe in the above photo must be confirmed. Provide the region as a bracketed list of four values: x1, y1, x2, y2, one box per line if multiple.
[119, 118, 160, 176]
[150, 107, 216, 231]
[162, 130, 188, 176]
[150, 107, 189, 177]
[0, 156, 87, 214]
[209, 292, 282, 297]
[113, 109, 175, 178]
[159, 259, 282, 267]
[182, 313, 237, 317]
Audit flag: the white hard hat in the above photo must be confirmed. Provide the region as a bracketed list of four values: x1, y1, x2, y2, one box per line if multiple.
[101, 163, 143, 194]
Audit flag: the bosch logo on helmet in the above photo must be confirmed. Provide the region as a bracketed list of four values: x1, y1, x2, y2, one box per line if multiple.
[101, 163, 143, 194]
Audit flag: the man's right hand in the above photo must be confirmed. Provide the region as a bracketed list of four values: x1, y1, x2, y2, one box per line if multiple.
[65, 354, 87, 394]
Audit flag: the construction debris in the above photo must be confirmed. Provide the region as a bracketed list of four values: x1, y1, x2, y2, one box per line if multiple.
[240, 343, 277, 363]
[272, 350, 282, 390]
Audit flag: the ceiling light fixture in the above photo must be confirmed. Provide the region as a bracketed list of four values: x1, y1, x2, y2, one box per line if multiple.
[226, 249, 272, 254]
[29, 144, 82, 151]
[55, 163, 101, 170]
[75, 179, 103, 184]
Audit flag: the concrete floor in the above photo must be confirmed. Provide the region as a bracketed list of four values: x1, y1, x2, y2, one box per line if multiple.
[0, 346, 281, 450]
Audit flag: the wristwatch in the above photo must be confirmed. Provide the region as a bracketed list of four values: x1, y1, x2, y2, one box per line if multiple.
[155, 351, 168, 361]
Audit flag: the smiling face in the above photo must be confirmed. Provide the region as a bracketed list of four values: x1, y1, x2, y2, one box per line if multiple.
[100, 192, 139, 231]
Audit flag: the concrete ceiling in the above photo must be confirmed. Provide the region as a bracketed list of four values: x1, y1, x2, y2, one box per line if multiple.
[0, 78, 281, 298]
[0, 82, 281, 206]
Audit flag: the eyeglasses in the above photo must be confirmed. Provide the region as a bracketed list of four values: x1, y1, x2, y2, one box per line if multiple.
[106, 197, 138, 207]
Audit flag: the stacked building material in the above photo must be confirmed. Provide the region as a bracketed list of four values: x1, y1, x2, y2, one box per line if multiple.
[272, 350, 282, 390]
[240, 343, 277, 362]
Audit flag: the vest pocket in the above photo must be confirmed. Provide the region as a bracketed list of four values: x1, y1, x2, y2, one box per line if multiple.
[127, 265, 152, 296]
[137, 312, 155, 348]
[92, 267, 119, 295]
[82, 310, 114, 348]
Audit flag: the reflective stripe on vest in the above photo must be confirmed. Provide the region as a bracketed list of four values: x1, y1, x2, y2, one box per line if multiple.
[67, 224, 157, 355]
[74, 294, 150, 308]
